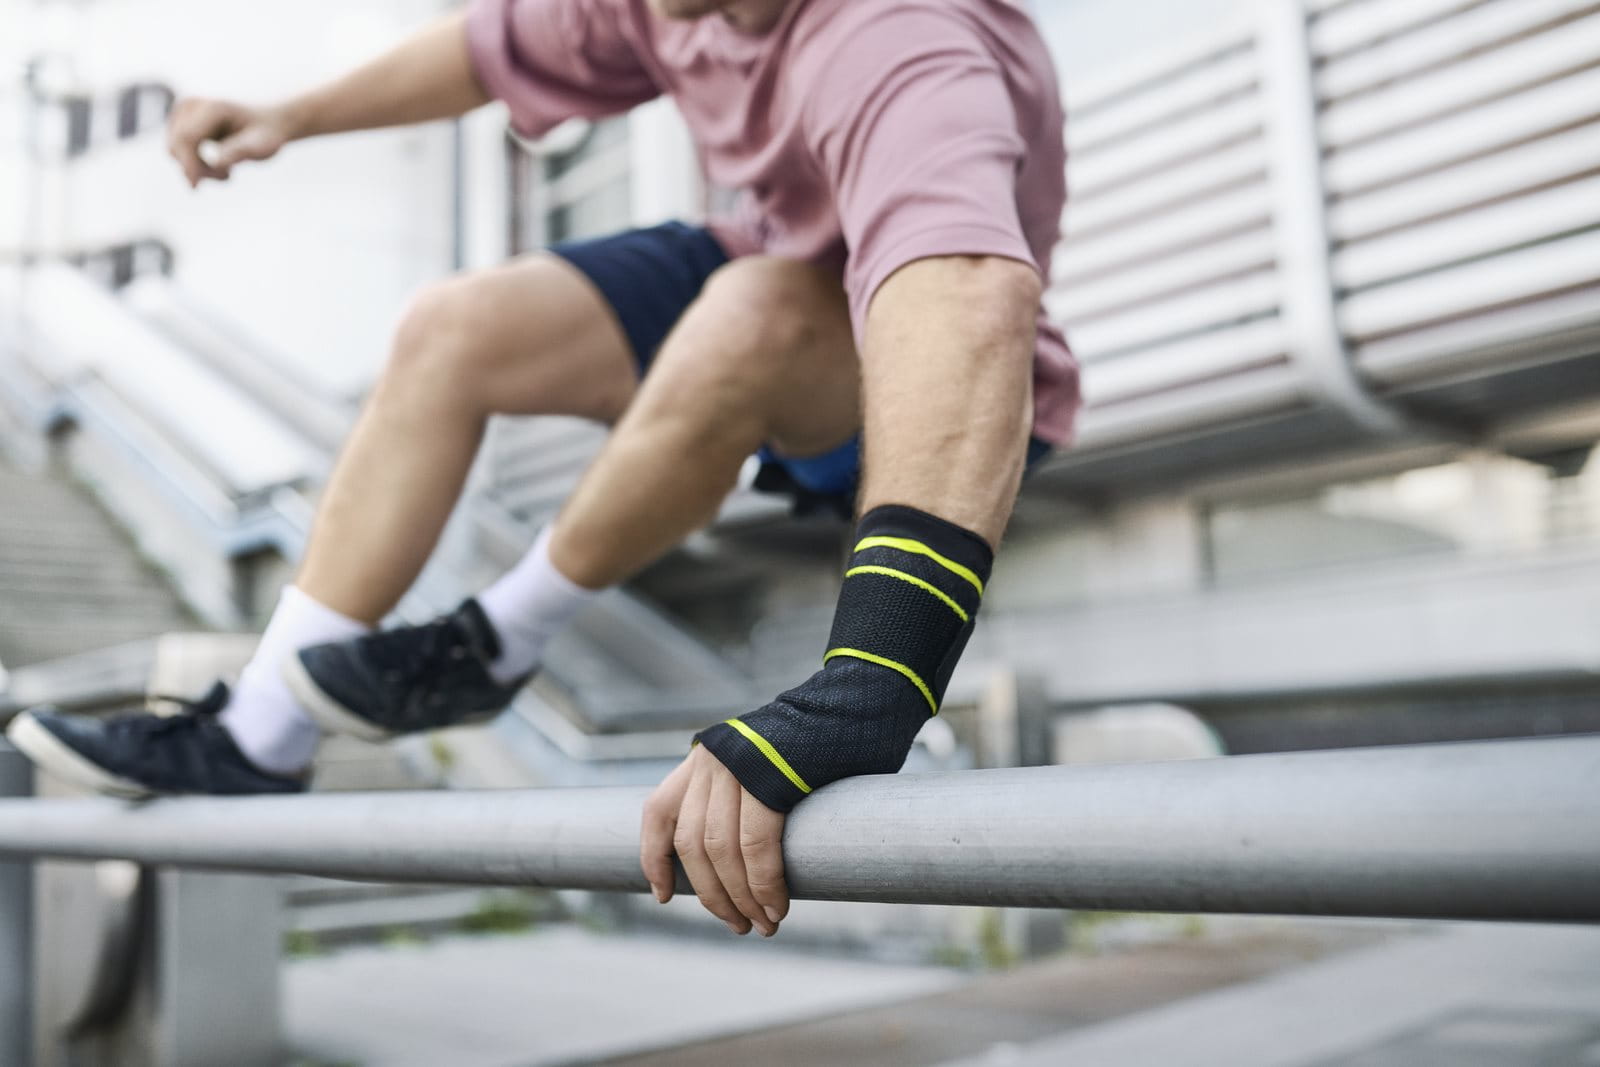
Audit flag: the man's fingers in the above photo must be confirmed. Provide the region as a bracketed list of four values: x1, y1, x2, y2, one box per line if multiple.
[166, 100, 236, 186]
[706, 770, 774, 936]
[639, 756, 694, 903]
[740, 790, 790, 925]
[639, 794, 679, 905]
[674, 764, 750, 935]
[212, 126, 278, 169]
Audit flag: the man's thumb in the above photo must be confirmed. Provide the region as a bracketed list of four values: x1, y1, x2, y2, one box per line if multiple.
[213, 127, 277, 168]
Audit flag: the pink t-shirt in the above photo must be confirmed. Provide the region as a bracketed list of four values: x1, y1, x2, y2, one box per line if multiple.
[467, 0, 1079, 443]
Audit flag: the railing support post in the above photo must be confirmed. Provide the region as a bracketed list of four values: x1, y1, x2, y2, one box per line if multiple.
[0, 740, 33, 1067]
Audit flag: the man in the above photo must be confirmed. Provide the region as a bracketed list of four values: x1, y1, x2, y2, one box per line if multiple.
[8, 0, 1076, 938]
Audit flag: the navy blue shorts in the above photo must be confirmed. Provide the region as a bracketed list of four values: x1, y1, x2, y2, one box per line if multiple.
[550, 221, 1052, 518]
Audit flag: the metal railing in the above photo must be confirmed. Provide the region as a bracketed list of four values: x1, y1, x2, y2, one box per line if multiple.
[2, 736, 1598, 923]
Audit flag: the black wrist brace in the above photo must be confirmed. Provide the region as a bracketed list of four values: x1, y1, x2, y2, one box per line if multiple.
[696, 504, 993, 812]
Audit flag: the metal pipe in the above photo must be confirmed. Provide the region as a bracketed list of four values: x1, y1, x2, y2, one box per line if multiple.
[1, 737, 1597, 922]
[1256, 0, 1417, 438]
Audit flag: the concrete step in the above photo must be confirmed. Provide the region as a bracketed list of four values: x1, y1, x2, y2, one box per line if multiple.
[0, 626, 188, 674]
[0, 526, 135, 551]
[0, 522, 147, 545]
[0, 460, 196, 667]
[0, 573, 187, 600]
[0, 545, 153, 568]
[0, 607, 193, 634]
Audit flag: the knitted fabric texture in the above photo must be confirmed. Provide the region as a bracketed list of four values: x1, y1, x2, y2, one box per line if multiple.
[696, 505, 993, 812]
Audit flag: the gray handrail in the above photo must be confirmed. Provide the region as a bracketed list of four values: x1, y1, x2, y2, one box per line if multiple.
[2, 737, 1597, 921]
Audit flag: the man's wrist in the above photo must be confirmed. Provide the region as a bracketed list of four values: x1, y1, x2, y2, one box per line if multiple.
[696, 505, 995, 812]
[269, 96, 317, 142]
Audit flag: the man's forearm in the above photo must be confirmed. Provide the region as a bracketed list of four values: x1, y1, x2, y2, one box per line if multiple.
[858, 255, 1040, 546]
[277, 13, 490, 142]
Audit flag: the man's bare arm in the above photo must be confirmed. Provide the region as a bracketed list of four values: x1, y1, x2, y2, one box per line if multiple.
[641, 254, 1042, 926]
[858, 254, 1040, 546]
[276, 12, 490, 140]
[169, 12, 489, 186]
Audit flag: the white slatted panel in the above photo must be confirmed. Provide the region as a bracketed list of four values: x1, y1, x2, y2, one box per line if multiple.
[1329, 122, 1600, 243]
[1310, 0, 1490, 58]
[1325, 64, 1600, 196]
[1058, 183, 1271, 284]
[1065, 271, 1281, 361]
[1067, 22, 1255, 116]
[1334, 175, 1600, 292]
[1317, 0, 1600, 100]
[1068, 139, 1268, 238]
[1085, 320, 1290, 406]
[1070, 94, 1264, 195]
[1054, 24, 1284, 426]
[1055, 228, 1277, 324]
[1317, 0, 1600, 383]
[1358, 285, 1600, 387]
[1339, 228, 1600, 342]
[1320, 8, 1600, 149]
[1069, 48, 1259, 154]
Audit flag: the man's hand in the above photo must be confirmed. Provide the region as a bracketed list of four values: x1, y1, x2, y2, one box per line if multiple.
[640, 745, 789, 937]
[167, 98, 294, 187]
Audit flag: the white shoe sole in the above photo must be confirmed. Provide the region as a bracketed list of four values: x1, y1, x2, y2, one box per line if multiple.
[281, 652, 394, 743]
[4, 711, 157, 799]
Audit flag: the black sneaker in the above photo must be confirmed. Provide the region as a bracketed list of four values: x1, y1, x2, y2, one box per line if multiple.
[283, 598, 530, 742]
[4, 682, 307, 798]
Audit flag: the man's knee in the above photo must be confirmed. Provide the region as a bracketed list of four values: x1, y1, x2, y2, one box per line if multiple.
[387, 275, 499, 384]
[693, 257, 846, 360]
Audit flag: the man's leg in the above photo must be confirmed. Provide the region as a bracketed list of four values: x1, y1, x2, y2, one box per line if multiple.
[11, 251, 866, 794]
[285, 255, 860, 746]
[298, 255, 640, 622]
[222, 254, 640, 772]
[549, 256, 861, 590]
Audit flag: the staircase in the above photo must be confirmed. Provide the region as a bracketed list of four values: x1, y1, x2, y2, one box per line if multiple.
[0, 459, 196, 671]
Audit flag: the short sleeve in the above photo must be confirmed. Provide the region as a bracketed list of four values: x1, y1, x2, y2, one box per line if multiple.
[800, 7, 1038, 331]
[467, 0, 661, 139]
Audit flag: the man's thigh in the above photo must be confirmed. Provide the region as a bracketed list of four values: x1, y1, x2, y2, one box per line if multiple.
[548, 220, 734, 378]
[432, 251, 638, 423]
[554, 225, 865, 509]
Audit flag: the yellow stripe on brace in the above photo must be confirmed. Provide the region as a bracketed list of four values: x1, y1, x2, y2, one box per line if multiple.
[725, 718, 812, 794]
[844, 565, 969, 623]
[853, 536, 985, 596]
[823, 648, 939, 715]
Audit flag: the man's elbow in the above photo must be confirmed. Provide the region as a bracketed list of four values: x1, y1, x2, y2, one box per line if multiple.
[970, 254, 1043, 302]
[888, 254, 1042, 344]
[952, 256, 1042, 350]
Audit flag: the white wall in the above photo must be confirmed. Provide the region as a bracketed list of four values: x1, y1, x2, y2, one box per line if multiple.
[3, 0, 460, 395]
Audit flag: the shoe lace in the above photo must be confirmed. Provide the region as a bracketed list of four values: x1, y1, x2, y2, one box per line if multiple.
[148, 681, 230, 716]
[115, 682, 230, 741]
[369, 617, 476, 691]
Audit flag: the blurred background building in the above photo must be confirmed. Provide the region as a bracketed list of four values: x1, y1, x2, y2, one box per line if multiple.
[1, 0, 1599, 1064]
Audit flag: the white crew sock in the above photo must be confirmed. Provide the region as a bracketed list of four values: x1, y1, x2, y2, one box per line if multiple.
[476, 525, 600, 684]
[219, 585, 372, 775]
